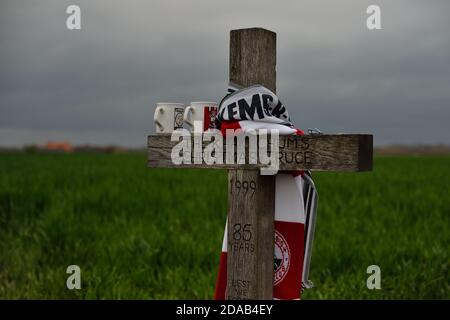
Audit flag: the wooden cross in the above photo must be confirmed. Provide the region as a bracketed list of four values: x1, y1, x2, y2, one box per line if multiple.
[147, 28, 373, 300]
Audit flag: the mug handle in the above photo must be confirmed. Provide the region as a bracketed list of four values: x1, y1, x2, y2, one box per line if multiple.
[154, 106, 164, 132]
[183, 106, 194, 128]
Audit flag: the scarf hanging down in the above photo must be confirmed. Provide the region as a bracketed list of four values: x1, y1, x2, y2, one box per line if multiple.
[214, 83, 319, 300]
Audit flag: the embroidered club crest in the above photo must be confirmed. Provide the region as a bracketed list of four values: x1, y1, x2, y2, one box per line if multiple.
[274, 230, 290, 285]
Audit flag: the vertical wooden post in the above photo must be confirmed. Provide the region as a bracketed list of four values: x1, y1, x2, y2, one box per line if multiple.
[226, 28, 277, 300]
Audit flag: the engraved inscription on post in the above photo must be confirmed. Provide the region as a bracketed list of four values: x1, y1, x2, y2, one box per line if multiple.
[228, 278, 251, 300]
[227, 174, 258, 299]
[278, 136, 313, 167]
[231, 223, 254, 254]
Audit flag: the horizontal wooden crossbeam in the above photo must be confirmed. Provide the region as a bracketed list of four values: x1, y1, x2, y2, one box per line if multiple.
[148, 134, 373, 172]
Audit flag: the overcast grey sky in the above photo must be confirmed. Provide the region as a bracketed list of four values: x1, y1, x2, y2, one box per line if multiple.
[1, 0, 449, 147]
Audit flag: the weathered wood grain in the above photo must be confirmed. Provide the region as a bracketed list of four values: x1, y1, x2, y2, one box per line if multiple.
[230, 28, 277, 93]
[226, 170, 275, 299]
[147, 133, 373, 172]
[228, 28, 276, 300]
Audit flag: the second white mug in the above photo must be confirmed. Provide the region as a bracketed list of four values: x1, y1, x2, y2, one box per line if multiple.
[183, 101, 218, 132]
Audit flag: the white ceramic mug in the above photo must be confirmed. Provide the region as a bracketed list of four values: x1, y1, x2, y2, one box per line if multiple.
[183, 101, 218, 132]
[154, 103, 185, 133]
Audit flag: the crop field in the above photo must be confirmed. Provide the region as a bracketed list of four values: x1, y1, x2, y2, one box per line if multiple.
[0, 153, 448, 299]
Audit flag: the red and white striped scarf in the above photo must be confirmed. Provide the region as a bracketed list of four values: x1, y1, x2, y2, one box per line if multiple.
[214, 83, 318, 300]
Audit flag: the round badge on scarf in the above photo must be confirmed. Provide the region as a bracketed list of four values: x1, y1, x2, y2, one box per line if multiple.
[274, 230, 290, 285]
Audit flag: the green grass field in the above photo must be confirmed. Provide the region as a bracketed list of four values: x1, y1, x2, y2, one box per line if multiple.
[0, 153, 448, 299]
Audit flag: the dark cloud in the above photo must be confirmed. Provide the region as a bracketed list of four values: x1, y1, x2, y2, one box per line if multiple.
[1, 0, 449, 146]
